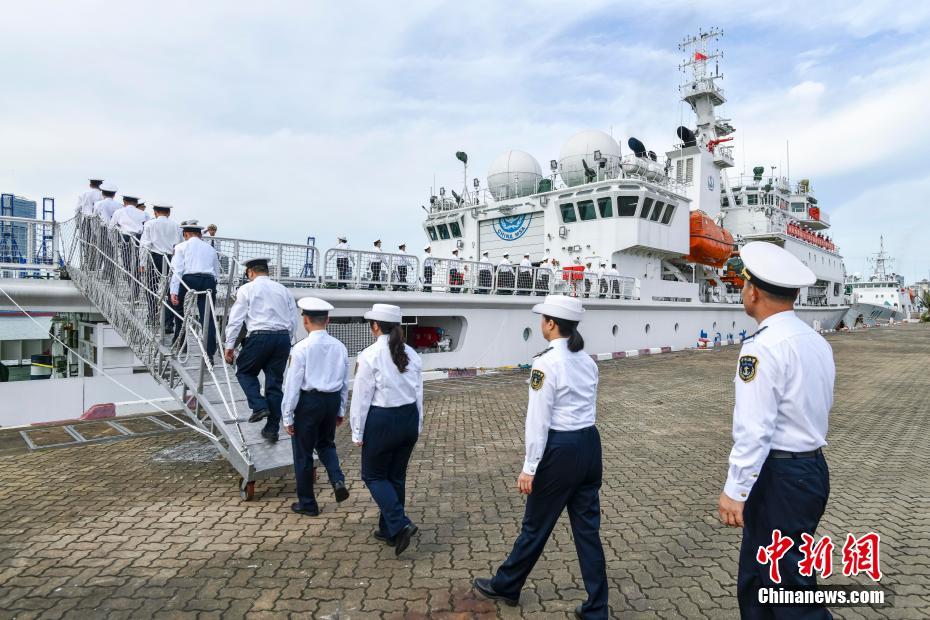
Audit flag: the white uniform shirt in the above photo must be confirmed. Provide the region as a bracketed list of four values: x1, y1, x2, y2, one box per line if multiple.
[523, 337, 598, 475]
[607, 267, 620, 279]
[223, 276, 299, 349]
[479, 257, 492, 270]
[75, 188, 103, 216]
[519, 258, 532, 273]
[349, 335, 424, 443]
[109, 206, 148, 235]
[334, 242, 354, 264]
[281, 330, 350, 426]
[139, 216, 182, 259]
[498, 257, 513, 274]
[169, 237, 221, 295]
[92, 197, 122, 223]
[724, 311, 834, 501]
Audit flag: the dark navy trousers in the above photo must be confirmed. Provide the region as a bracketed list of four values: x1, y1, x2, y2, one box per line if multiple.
[173, 274, 217, 357]
[492, 426, 608, 618]
[361, 403, 419, 539]
[738, 452, 831, 620]
[235, 332, 290, 432]
[291, 390, 345, 512]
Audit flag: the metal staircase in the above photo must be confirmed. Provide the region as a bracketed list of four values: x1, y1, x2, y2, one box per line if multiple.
[59, 215, 313, 499]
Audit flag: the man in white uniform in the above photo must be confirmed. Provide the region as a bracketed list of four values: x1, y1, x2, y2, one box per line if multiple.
[91, 182, 123, 280]
[224, 257, 300, 442]
[139, 203, 181, 329]
[717, 242, 834, 619]
[333, 235, 352, 288]
[170, 222, 221, 358]
[422, 245, 434, 292]
[368, 239, 384, 290]
[477, 251, 493, 294]
[393, 243, 411, 291]
[76, 178, 104, 268]
[497, 252, 514, 295]
[517, 253, 533, 295]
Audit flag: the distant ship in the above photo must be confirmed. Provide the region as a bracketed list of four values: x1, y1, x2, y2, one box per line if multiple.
[843, 237, 916, 326]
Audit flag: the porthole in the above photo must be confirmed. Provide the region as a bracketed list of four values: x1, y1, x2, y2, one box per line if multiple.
[612, 325, 619, 336]
[522, 327, 531, 342]
[645, 323, 650, 334]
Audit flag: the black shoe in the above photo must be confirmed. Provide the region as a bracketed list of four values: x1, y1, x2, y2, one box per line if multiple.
[575, 605, 583, 619]
[394, 523, 418, 556]
[261, 428, 279, 443]
[472, 577, 519, 607]
[373, 530, 395, 546]
[333, 480, 349, 503]
[290, 502, 319, 517]
[249, 408, 270, 423]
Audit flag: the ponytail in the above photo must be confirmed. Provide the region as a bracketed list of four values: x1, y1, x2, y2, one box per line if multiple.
[544, 315, 585, 353]
[372, 320, 409, 372]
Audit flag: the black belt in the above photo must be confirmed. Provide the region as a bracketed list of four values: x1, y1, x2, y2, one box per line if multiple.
[768, 448, 823, 459]
[250, 329, 289, 336]
[303, 389, 340, 395]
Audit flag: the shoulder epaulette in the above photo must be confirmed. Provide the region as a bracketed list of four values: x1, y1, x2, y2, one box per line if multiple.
[533, 346, 552, 358]
[741, 325, 769, 343]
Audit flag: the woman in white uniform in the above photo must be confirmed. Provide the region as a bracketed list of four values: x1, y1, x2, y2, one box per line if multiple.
[474, 295, 609, 619]
[350, 303, 423, 556]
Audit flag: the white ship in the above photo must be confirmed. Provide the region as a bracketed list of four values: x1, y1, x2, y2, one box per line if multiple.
[0, 29, 849, 428]
[842, 237, 915, 326]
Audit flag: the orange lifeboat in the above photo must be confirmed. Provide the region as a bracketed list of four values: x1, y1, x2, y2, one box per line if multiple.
[684, 210, 735, 268]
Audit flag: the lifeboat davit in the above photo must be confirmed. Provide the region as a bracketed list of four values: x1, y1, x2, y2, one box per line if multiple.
[685, 210, 734, 268]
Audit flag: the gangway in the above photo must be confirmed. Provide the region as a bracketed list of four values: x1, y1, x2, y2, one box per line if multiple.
[58, 215, 321, 499]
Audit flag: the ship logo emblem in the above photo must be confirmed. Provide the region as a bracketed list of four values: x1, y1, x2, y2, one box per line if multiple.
[707, 174, 715, 190]
[493, 214, 532, 241]
[530, 369, 545, 391]
[738, 355, 758, 382]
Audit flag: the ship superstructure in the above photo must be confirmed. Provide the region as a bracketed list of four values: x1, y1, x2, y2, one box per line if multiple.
[843, 237, 915, 326]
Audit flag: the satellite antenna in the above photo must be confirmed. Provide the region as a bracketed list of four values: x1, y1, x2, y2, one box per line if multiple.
[628, 137, 648, 158]
[582, 159, 597, 183]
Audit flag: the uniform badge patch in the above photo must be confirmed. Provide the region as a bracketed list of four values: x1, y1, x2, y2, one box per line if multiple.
[738, 355, 758, 382]
[530, 369, 545, 391]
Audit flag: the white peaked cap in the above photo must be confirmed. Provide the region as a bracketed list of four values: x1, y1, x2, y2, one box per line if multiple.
[741, 241, 816, 288]
[364, 303, 402, 323]
[243, 256, 272, 269]
[297, 297, 334, 312]
[100, 182, 118, 192]
[338, 235, 347, 241]
[533, 295, 585, 321]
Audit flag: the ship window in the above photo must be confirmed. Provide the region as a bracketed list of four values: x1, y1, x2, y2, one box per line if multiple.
[597, 197, 613, 217]
[617, 196, 638, 217]
[560, 203, 577, 223]
[747, 194, 759, 205]
[650, 201, 663, 221]
[449, 221, 462, 238]
[437, 224, 450, 240]
[721, 196, 729, 207]
[661, 203, 676, 224]
[640, 198, 654, 219]
[427, 226, 438, 241]
[578, 200, 597, 221]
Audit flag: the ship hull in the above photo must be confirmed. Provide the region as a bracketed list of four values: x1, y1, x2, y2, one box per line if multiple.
[842, 302, 902, 327]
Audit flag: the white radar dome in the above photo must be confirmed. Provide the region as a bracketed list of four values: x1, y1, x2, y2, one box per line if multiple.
[559, 130, 621, 187]
[487, 150, 543, 200]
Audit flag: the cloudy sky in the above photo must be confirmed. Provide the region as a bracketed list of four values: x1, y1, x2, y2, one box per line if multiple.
[2, 0, 929, 280]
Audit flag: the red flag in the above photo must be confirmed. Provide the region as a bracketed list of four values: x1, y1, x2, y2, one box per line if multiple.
[694, 51, 708, 61]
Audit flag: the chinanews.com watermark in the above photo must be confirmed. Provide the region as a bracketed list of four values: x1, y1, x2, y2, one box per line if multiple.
[753, 530, 894, 608]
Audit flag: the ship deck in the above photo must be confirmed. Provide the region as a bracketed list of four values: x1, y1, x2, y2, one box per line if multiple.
[1, 324, 928, 619]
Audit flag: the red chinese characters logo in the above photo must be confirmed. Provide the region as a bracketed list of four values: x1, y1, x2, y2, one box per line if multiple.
[756, 529, 794, 583]
[842, 533, 882, 581]
[756, 531, 882, 583]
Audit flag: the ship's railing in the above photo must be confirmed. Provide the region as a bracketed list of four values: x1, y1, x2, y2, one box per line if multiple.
[59, 215, 249, 466]
[209, 236, 320, 289]
[552, 269, 638, 300]
[322, 249, 419, 290]
[0, 215, 60, 277]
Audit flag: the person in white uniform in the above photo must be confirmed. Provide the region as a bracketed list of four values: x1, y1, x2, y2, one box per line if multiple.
[474, 295, 608, 618]
[92, 182, 122, 223]
[517, 254, 533, 294]
[607, 263, 620, 299]
[497, 252, 514, 295]
[422, 245, 434, 292]
[170, 222, 221, 358]
[139, 203, 182, 329]
[368, 239, 384, 290]
[350, 303, 423, 556]
[224, 257, 300, 443]
[76, 178, 104, 268]
[448, 249, 464, 293]
[333, 235, 352, 288]
[717, 241, 834, 619]
[91, 182, 124, 281]
[393, 243, 411, 291]
[281, 297, 351, 516]
[477, 251, 493, 294]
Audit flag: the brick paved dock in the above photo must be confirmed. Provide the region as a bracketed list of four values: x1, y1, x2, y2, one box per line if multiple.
[1, 325, 928, 619]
